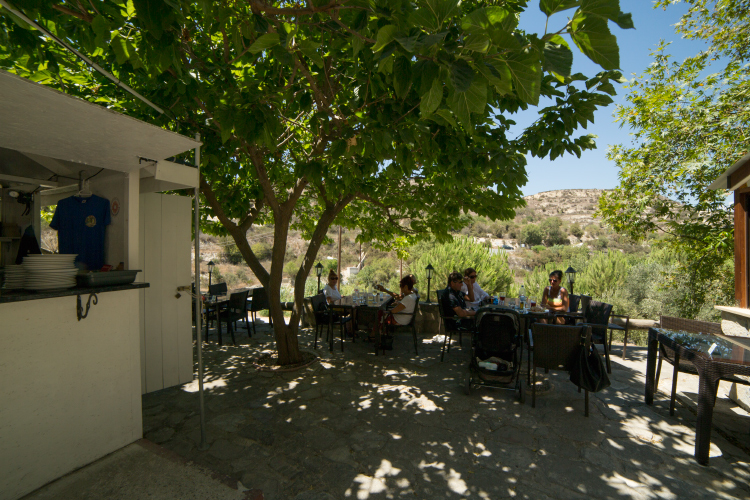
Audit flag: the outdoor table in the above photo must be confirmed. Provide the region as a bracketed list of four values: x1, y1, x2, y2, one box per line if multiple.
[204, 295, 229, 345]
[329, 299, 389, 351]
[645, 327, 750, 465]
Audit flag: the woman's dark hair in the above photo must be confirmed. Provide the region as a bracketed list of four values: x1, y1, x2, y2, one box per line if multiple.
[400, 275, 415, 290]
[328, 269, 338, 281]
[549, 270, 563, 281]
[447, 271, 463, 287]
[464, 267, 477, 277]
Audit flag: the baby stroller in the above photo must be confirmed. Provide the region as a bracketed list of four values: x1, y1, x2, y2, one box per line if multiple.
[464, 309, 524, 402]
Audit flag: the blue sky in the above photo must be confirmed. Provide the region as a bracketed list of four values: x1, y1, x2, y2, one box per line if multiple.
[515, 1, 705, 196]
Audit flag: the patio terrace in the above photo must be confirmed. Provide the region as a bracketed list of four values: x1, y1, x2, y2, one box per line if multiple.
[138, 323, 750, 500]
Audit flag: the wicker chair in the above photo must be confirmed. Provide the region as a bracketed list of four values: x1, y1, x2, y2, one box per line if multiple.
[580, 301, 613, 374]
[609, 311, 631, 359]
[530, 323, 593, 416]
[656, 315, 738, 415]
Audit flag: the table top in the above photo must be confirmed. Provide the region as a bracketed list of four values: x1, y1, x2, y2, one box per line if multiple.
[476, 305, 584, 318]
[651, 327, 750, 367]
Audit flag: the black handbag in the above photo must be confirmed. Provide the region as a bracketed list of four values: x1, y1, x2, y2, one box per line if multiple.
[570, 342, 611, 393]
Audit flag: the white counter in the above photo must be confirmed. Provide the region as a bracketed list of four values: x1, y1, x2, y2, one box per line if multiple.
[0, 288, 143, 500]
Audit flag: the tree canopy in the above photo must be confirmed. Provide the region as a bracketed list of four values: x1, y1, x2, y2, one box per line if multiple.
[1, 0, 632, 363]
[598, 0, 747, 314]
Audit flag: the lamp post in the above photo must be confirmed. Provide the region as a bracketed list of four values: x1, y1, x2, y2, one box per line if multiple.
[207, 260, 215, 291]
[425, 263, 434, 303]
[315, 262, 324, 293]
[565, 266, 576, 296]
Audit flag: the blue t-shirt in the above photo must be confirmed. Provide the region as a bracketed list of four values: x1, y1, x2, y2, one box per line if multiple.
[50, 195, 111, 270]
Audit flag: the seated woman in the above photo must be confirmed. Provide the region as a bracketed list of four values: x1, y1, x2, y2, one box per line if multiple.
[371, 275, 418, 342]
[541, 270, 569, 324]
[322, 270, 352, 335]
[460, 267, 490, 310]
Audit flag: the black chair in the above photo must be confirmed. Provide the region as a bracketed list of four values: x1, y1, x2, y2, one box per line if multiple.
[208, 283, 228, 297]
[580, 301, 614, 374]
[218, 290, 249, 345]
[247, 287, 271, 336]
[530, 323, 593, 416]
[437, 289, 474, 362]
[381, 296, 421, 356]
[609, 311, 631, 359]
[303, 293, 330, 349]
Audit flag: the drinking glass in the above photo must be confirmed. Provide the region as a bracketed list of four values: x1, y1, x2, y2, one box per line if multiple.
[499, 292, 506, 306]
[530, 297, 536, 308]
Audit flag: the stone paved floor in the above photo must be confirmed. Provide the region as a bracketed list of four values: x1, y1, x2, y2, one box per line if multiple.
[142, 323, 750, 500]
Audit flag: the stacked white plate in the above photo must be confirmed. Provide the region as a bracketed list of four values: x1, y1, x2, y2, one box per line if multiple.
[23, 254, 79, 291]
[2, 265, 25, 289]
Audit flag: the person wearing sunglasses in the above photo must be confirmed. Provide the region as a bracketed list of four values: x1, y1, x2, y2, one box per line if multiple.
[323, 269, 353, 335]
[541, 270, 569, 324]
[444, 271, 476, 329]
[461, 267, 490, 310]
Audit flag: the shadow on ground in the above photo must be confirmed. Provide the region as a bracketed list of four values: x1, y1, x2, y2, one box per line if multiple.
[142, 323, 750, 499]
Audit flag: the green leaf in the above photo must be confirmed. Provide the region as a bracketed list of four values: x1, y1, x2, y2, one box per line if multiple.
[92, 15, 110, 41]
[393, 56, 412, 98]
[420, 78, 443, 116]
[539, 0, 581, 17]
[352, 37, 364, 58]
[436, 109, 458, 129]
[462, 7, 516, 34]
[417, 60, 440, 95]
[614, 12, 634, 30]
[298, 39, 323, 67]
[373, 25, 397, 52]
[464, 34, 490, 53]
[395, 35, 419, 53]
[379, 54, 394, 74]
[503, 48, 542, 105]
[448, 80, 487, 130]
[110, 33, 131, 64]
[543, 37, 573, 78]
[249, 33, 280, 54]
[571, 13, 620, 70]
[450, 59, 474, 93]
[410, 8, 439, 31]
[477, 63, 512, 95]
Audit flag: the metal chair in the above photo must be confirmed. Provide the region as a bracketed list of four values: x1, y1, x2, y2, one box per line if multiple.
[437, 289, 474, 362]
[208, 282, 228, 296]
[381, 296, 421, 356]
[609, 310, 631, 359]
[303, 293, 330, 349]
[218, 290, 249, 345]
[530, 323, 593, 416]
[247, 287, 271, 336]
[580, 301, 613, 374]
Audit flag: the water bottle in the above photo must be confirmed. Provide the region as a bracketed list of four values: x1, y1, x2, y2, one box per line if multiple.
[519, 285, 527, 311]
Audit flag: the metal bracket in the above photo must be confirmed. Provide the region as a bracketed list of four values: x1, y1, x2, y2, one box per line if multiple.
[77, 293, 98, 321]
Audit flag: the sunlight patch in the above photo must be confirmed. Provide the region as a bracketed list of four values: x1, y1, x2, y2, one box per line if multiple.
[345, 460, 402, 499]
[320, 361, 334, 369]
[182, 377, 227, 392]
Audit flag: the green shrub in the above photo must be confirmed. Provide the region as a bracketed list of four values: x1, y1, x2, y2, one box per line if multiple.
[531, 245, 546, 253]
[519, 224, 543, 246]
[223, 244, 244, 265]
[570, 223, 584, 239]
[408, 237, 513, 294]
[251, 241, 273, 261]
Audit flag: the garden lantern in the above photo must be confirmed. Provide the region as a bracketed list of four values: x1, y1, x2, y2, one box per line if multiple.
[315, 262, 324, 293]
[565, 266, 576, 295]
[207, 260, 215, 290]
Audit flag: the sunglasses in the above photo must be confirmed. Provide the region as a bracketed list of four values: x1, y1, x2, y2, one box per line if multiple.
[331, 277, 339, 281]
[469, 275, 478, 279]
[549, 279, 559, 283]
[451, 279, 462, 283]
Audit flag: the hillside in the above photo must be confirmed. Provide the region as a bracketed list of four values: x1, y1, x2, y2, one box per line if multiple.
[522, 189, 606, 226]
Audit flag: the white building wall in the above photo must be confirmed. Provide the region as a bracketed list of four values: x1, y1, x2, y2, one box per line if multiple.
[0, 290, 142, 500]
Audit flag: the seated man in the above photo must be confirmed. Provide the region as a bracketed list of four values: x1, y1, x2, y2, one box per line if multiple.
[444, 271, 476, 328]
[460, 267, 490, 310]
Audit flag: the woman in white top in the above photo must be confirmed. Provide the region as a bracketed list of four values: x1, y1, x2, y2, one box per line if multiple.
[371, 276, 417, 341]
[322, 269, 342, 304]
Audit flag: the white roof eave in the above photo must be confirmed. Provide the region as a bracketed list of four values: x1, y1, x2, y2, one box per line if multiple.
[0, 70, 200, 174]
[709, 152, 750, 191]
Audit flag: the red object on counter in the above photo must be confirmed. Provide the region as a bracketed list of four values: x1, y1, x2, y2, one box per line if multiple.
[100, 265, 113, 272]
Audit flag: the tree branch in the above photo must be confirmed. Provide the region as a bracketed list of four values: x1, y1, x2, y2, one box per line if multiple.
[52, 4, 93, 23]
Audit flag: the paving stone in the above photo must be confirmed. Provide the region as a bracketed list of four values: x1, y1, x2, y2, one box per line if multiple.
[145, 427, 174, 444]
[208, 411, 248, 432]
[208, 438, 247, 460]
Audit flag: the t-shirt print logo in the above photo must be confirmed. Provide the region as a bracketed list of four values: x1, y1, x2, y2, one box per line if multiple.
[85, 215, 97, 228]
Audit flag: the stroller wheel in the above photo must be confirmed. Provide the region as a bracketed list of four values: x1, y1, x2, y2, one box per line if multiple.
[518, 378, 525, 403]
[464, 376, 472, 395]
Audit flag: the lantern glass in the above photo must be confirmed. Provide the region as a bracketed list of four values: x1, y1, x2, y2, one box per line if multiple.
[565, 266, 576, 284]
[207, 260, 215, 272]
[315, 262, 323, 277]
[426, 264, 434, 280]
